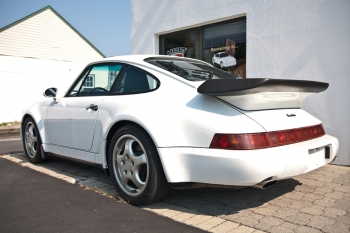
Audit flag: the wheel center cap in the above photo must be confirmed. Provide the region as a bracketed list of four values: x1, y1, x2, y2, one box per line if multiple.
[125, 161, 132, 170]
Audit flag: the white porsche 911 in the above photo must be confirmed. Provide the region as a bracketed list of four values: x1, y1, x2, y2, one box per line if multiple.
[21, 55, 339, 205]
[212, 52, 237, 68]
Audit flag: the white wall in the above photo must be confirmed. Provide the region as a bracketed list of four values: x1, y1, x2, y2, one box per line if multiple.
[131, 0, 350, 165]
[0, 56, 85, 123]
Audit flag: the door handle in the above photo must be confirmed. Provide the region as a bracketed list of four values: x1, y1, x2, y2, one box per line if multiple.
[86, 104, 98, 111]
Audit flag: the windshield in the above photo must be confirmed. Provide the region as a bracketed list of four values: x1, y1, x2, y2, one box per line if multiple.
[146, 58, 239, 81]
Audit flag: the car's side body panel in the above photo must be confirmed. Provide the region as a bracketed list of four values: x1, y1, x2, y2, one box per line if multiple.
[21, 100, 50, 145]
[45, 97, 104, 151]
[42, 144, 96, 163]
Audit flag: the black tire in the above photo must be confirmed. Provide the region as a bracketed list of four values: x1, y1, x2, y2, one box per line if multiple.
[108, 124, 171, 205]
[22, 117, 43, 164]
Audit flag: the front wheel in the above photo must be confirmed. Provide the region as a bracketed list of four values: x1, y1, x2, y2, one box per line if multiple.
[108, 124, 170, 205]
[23, 117, 43, 163]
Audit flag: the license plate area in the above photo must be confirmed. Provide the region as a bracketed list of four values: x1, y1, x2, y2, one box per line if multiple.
[306, 145, 330, 172]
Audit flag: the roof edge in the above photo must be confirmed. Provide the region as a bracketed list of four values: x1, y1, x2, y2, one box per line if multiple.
[0, 5, 106, 58]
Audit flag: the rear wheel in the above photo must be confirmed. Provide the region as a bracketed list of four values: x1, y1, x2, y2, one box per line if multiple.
[108, 124, 170, 205]
[23, 117, 43, 164]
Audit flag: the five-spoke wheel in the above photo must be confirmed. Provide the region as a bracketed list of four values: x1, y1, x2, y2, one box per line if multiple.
[109, 124, 171, 205]
[113, 135, 149, 196]
[24, 122, 38, 158]
[23, 117, 44, 163]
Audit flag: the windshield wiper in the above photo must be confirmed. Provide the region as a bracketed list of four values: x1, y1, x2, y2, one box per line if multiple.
[182, 68, 213, 79]
[156, 61, 188, 75]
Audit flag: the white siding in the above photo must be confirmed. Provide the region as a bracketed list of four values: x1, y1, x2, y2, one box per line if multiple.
[131, 0, 350, 165]
[0, 8, 103, 63]
[0, 56, 85, 122]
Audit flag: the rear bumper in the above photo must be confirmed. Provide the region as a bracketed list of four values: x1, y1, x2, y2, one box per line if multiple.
[158, 134, 339, 186]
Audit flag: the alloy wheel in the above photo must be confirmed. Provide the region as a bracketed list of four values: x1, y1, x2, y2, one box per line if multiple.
[112, 134, 149, 196]
[24, 122, 38, 158]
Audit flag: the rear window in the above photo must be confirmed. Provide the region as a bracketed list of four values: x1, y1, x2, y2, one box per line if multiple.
[145, 58, 239, 81]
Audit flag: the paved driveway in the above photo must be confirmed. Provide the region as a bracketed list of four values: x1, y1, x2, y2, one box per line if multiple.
[1, 153, 349, 233]
[0, 158, 204, 233]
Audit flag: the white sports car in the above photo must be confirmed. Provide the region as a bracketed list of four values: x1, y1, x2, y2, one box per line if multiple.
[212, 52, 237, 68]
[21, 55, 339, 205]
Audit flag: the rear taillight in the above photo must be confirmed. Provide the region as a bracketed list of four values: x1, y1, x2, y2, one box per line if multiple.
[210, 124, 325, 150]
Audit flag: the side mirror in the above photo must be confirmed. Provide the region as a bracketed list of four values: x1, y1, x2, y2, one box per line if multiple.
[43, 88, 57, 98]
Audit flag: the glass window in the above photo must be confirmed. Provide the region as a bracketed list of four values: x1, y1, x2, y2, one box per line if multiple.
[159, 17, 246, 78]
[146, 58, 239, 81]
[113, 67, 159, 94]
[202, 19, 246, 77]
[161, 30, 197, 58]
[83, 74, 94, 88]
[67, 64, 123, 97]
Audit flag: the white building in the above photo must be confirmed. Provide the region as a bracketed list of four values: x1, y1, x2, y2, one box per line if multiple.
[0, 6, 104, 123]
[131, 0, 350, 165]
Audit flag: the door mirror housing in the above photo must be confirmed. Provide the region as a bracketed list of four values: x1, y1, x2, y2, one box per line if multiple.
[43, 88, 57, 97]
[43, 87, 59, 103]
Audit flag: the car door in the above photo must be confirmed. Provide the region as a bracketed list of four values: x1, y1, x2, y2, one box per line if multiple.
[45, 63, 123, 153]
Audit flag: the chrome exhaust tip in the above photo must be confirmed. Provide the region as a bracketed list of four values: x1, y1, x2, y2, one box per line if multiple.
[253, 176, 278, 189]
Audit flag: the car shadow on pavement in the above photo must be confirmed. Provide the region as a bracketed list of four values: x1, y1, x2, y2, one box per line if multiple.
[163, 179, 302, 216]
[6, 152, 302, 218]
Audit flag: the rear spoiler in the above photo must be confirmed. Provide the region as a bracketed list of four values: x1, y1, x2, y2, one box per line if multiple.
[197, 79, 328, 96]
[197, 79, 329, 110]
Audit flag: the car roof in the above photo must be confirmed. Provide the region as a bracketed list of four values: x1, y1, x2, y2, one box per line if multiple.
[89, 54, 210, 66]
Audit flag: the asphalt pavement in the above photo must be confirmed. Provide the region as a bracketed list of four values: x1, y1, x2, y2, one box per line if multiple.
[0, 158, 204, 233]
[0, 138, 23, 154]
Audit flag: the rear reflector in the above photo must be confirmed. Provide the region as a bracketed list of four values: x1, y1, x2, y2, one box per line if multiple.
[210, 124, 325, 150]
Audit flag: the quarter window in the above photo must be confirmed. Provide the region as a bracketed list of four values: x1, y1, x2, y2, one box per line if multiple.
[113, 67, 159, 94]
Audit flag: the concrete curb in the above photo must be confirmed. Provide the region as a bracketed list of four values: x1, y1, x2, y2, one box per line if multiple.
[0, 125, 20, 139]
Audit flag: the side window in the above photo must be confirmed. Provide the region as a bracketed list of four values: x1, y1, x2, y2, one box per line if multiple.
[113, 67, 159, 94]
[68, 64, 123, 97]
